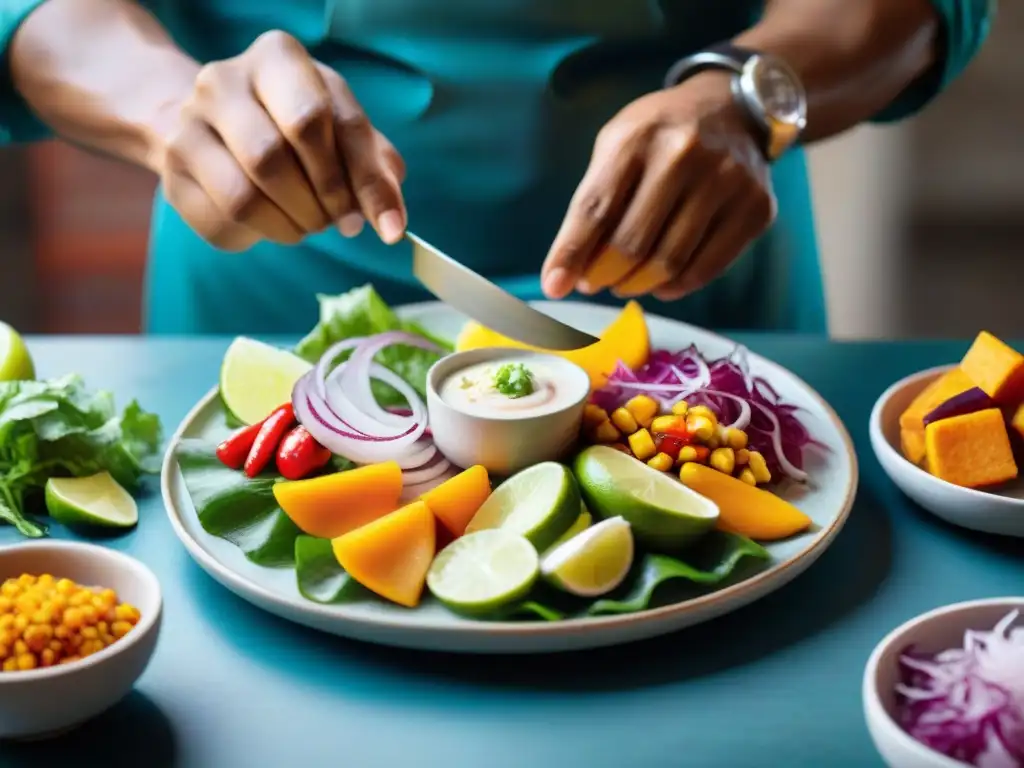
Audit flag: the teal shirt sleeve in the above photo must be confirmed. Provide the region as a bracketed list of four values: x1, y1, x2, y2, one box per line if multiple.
[873, 0, 993, 122]
[0, 0, 53, 144]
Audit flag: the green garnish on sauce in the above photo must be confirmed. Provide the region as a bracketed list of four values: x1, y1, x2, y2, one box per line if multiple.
[493, 363, 535, 398]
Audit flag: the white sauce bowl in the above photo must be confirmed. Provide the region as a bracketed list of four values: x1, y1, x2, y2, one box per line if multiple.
[426, 348, 590, 476]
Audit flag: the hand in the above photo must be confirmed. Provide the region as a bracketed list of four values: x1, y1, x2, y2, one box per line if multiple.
[153, 30, 406, 251]
[541, 73, 776, 302]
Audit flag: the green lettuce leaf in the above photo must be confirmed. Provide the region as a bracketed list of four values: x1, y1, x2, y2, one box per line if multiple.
[176, 440, 300, 567]
[294, 535, 369, 603]
[293, 284, 451, 407]
[0, 375, 163, 538]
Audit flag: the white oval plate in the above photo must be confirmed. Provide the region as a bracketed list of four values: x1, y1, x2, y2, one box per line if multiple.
[162, 301, 858, 653]
[870, 364, 1024, 538]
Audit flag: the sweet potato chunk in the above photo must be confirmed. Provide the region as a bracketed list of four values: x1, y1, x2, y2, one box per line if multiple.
[924, 408, 1018, 489]
[899, 368, 975, 464]
[960, 331, 1024, 404]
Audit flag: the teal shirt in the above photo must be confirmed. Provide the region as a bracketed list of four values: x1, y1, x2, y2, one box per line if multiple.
[1, 0, 992, 335]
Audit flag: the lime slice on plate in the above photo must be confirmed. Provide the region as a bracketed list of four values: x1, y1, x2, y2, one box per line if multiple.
[546, 503, 592, 553]
[464, 462, 580, 551]
[427, 529, 539, 615]
[541, 515, 634, 597]
[220, 337, 312, 425]
[45, 472, 138, 529]
[574, 445, 719, 553]
[0, 320, 35, 382]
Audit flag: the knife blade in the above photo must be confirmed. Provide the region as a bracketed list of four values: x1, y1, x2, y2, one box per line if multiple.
[407, 232, 600, 351]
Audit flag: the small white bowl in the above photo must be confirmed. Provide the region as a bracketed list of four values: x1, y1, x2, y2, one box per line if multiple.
[869, 365, 1024, 538]
[0, 541, 162, 740]
[426, 347, 590, 476]
[863, 597, 1024, 768]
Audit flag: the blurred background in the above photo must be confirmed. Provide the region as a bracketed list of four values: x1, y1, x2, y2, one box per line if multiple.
[1, 6, 1020, 340]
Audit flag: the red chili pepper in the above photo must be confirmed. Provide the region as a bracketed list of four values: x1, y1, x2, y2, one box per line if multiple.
[216, 421, 265, 470]
[659, 422, 693, 442]
[243, 404, 296, 478]
[654, 433, 687, 460]
[275, 425, 332, 481]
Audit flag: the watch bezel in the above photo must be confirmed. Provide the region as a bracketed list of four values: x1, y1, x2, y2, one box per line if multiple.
[735, 54, 808, 159]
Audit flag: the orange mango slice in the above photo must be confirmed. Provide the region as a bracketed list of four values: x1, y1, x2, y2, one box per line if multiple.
[331, 501, 436, 608]
[272, 461, 403, 539]
[418, 465, 492, 537]
[454, 300, 649, 389]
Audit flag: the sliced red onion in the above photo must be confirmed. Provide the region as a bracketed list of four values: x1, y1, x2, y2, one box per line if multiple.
[314, 338, 364, 400]
[342, 331, 441, 428]
[402, 458, 452, 486]
[323, 362, 424, 440]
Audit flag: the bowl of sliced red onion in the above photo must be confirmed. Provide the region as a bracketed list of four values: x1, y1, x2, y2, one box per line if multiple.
[864, 598, 1024, 768]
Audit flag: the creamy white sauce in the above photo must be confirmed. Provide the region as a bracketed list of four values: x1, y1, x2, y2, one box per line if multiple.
[439, 357, 580, 419]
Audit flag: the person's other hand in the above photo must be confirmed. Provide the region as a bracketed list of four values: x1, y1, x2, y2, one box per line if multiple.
[541, 73, 776, 302]
[153, 30, 406, 251]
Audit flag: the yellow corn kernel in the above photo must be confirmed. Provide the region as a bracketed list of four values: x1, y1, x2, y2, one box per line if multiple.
[36, 574, 54, 588]
[724, 427, 748, 450]
[583, 404, 609, 428]
[0, 596, 12, 614]
[81, 626, 99, 641]
[735, 448, 750, 466]
[610, 407, 639, 435]
[737, 468, 757, 486]
[23, 625, 53, 653]
[2, 657, 17, 672]
[671, 401, 689, 416]
[80, 605, 99, 625]
[650, 415, 683, 434]
[678, 461, 702, 479]
[111, 621, 134, 639]
[747, 451, 772, 484]
[55, 578, 76, 595]
[591, 419, 621, 444]
[41, 648, 57, 667]
[16, 653, 36, 671]
[63, 608, 84, 630]
[624, 395, 659, 428]
[628, 428, 657, 461]
[647, 452, 674, 472]
[686, 415, 715, 443]
[17, 574, 35, 588]
[709, 447, 736, 475]
[13, 614, 27, 633]
[48, 639, 62, 653]
[677, 445, 699, 463]
[705, 435, 720, 450]
[687, 405, 718, 428]
[0, 614, 13, 630]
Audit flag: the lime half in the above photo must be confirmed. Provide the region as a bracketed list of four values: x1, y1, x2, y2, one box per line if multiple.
[220, 337, 312, 425]
[574, 445, 719, 553]
[0, 321, 35, 382]
[45, 472, 138, 529]
[427, 529, 539, 615]
[464, 462, 580, 551]
[541, 516, 634, 597]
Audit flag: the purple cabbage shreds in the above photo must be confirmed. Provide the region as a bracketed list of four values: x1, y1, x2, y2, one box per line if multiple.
[592, 345, 827, 483]
[896, 610, 1024, 767]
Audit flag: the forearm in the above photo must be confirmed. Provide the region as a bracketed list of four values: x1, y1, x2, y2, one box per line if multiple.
[735, 0, 941, 142]
[9, 0, 199, 170]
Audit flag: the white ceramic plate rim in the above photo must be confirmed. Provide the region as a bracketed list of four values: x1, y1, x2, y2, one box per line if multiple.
[869, 363, 1024, 509]
[862, 596, 1024, 768]
[161, 300, 858, 638]
[0, 540, 162, 683]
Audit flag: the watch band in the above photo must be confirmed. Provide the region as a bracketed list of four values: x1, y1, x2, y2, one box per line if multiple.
[663, 43, 759, 89]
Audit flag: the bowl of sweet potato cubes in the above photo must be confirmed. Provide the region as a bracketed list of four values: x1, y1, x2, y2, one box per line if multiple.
[0, 540, 162, 739]
[871, 330, 1024, 538]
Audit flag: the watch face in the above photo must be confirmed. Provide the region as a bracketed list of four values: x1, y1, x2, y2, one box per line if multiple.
[747, 57, 807, 128]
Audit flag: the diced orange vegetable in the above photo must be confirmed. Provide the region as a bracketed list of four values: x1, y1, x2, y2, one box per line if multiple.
[272, 461, 403, 539]
[678, 462, 811, 541]
[923, 408, 1018, 488]
[1011, 403, 1024, 441]
[960, 331, 1024, 404]
[331, 501, 436, 608]
[455, 300, 649, 389]
[898, 367, 975, 464]
[418, 465, 492, 537]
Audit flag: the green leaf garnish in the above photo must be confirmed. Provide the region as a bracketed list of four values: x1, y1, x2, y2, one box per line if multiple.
[493, 363, 535, 398]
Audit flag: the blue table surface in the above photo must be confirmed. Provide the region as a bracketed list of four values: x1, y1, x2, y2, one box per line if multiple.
[1, 335, 1022, 768]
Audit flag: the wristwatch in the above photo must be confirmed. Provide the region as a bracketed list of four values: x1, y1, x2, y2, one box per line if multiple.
[664, 44, 807, 162]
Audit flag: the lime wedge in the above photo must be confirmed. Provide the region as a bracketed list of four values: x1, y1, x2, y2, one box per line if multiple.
[0, 321, 35, 382]
[464, 462, 580, 551]
[427, 529, 539, 615]
[220, 337, 312, 425]
[574, 445, 719, 553]
[45, 472, 138, 529]
[541, 516, 634, 597]
[546, 503, 592, 553]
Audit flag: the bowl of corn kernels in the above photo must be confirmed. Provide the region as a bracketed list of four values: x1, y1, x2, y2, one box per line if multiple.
[0, 540, 162, 740]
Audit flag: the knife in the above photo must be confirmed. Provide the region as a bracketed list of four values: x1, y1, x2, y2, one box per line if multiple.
[407, 232, 600, 351]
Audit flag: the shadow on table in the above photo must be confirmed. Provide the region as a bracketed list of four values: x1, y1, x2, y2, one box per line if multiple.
[185, 482, 892, 696]
[901, 495, 1023, 563]
[0, 692, 176, 768]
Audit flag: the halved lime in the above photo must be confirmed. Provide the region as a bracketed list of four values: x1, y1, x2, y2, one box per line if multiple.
[464, 462, 580, 551]
[574, 445, 719, 553]
[0, 321, 35, 382]
[541, 516, 634, 597]
[427, 529, 539, 615]
[45, 472, 138, 529]
[546, 503, 593, 553]
[220, 337, 312, 425]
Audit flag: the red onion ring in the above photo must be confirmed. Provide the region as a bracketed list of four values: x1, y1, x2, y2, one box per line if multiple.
[342, 331, 441, 428]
